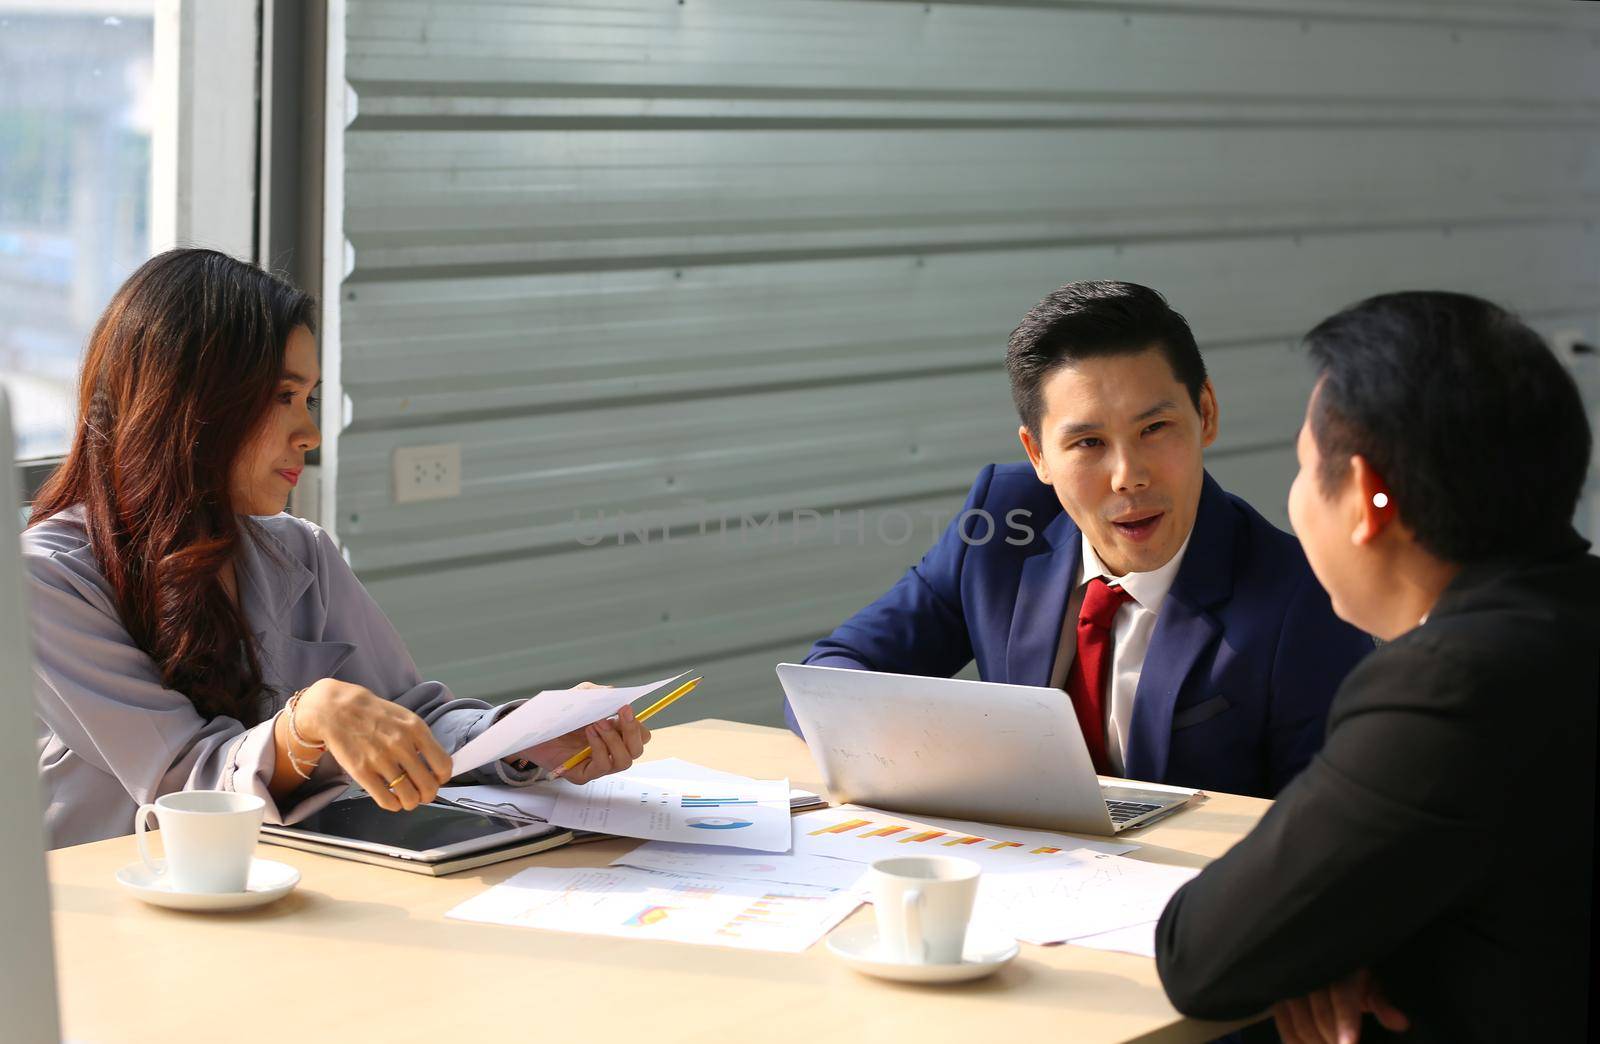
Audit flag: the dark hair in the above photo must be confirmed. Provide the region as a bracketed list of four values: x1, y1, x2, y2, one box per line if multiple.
[31, 249, 317, 725]
[1305, 291, 1591, 564]
[1005, 280, 1209, 436]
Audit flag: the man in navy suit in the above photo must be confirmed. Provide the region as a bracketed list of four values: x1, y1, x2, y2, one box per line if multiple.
[787, 281, 1372, 798]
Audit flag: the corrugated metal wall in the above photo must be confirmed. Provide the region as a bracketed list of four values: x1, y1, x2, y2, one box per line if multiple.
[322, 0, 1600, 726]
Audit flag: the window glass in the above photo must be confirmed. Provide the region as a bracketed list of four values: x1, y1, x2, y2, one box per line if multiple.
[0, 2, 154, 459]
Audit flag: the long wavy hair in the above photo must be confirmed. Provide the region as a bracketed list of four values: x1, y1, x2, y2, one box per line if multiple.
[30, 249, 317, 725]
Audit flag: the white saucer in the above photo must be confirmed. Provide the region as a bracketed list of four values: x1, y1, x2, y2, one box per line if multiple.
[115, 858, 300, 912]
[826, 921, 1019, 983]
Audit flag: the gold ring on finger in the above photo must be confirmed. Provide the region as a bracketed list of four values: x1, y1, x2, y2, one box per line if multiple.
[386, 771, 409, 790]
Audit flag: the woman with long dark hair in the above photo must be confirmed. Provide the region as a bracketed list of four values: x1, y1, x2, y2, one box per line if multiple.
[27, 249, 648, 849]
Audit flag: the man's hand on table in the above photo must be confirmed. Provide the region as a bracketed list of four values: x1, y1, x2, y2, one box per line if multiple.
[1272, 967, 1410, 1044]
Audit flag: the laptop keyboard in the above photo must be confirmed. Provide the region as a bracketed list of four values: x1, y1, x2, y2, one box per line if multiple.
[1106, 799, 1164, 824]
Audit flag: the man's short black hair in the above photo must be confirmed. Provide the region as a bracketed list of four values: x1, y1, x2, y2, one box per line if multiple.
[1006, 281, 1208, 437]
[1306, 291, 1592, 564]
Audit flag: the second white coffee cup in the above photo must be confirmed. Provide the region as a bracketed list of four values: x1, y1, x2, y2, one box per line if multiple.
[134, 790, 266, 894]
[868, 855, 981, 964]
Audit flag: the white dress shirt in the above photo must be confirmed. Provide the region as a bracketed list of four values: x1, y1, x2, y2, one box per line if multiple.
[1049, 530, 1193, 775]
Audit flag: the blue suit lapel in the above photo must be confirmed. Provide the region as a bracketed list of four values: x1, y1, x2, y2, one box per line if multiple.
[1123, 472, 1237, 783]
[1004, 512, 1082, 686]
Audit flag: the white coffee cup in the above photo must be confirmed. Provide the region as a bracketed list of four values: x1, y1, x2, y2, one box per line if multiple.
[134, 791, 266, 894]
[868, 855, 980, 965]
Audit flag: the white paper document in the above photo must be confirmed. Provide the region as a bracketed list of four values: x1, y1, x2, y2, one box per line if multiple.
[449, 673, 687, 776]
[438, 758, 763, 824]
[628, 757, 824, 809]
[969, 853, 1199, 946]
[445, 865, 860, 952]
[613, 842, 870, 893]
[623, 757, 746, 783]
[1069, 920, 1160, 958]
[549, 773, 793, 852]
[790, 806, 1136, 874]
[904, 810, 1142, 858]
[438, 759, 813, 845]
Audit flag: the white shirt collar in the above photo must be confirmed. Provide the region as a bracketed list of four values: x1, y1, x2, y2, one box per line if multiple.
[1077, 528, 1193, 614]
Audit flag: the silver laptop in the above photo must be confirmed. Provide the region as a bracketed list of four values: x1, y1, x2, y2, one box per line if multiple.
[0, 389, 63, 1040]
[776, 662, 1196, 835]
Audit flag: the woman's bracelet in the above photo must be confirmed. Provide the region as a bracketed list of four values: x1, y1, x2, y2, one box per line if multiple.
[285, 689, 325, 750]
[284, 689, 325, 781]
[286, 747, 319, 781]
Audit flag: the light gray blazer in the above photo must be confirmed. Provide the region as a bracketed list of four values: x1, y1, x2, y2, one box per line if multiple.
[25, 506, 534, 850]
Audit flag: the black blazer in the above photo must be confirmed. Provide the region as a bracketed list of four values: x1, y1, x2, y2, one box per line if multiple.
[1155, 535, 1598, 1043]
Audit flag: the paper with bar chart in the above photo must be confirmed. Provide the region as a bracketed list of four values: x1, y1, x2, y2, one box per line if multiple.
[790, 809, 1194, 952]
[549, 773, 792, 851]
[445, 865, 860, 952]
[612, 841, 871, 893]
[790, 807, 1134, 874]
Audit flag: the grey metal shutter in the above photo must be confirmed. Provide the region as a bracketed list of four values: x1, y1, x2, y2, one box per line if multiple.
[322, 0, 1600, 722]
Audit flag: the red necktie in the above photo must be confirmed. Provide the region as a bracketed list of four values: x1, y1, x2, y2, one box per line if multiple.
[1065, 577, 1133, 775]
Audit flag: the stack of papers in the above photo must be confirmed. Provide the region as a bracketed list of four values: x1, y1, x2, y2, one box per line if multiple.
[442, 769, 1198, 957]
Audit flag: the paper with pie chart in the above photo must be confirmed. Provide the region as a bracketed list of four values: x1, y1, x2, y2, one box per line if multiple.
[548, 773, 792, 852]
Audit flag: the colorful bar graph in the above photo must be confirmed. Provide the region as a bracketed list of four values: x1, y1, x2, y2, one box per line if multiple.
[681, 796, 758, 808]
[988, 841, 1023, 850]
[942, 836, 985, 847]
[899, 830, 947, 844]
[1031, 846, 1062, 855]
[860, 825, 908, 839]
[729, 892, 812, 929]
[809, 818, 872, 836]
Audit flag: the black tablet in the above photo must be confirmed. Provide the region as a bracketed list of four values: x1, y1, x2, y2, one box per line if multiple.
[262, 798, 557, 863]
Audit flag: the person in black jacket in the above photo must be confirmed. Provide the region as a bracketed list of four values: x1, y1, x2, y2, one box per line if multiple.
[1154, 291, 1598, 1044]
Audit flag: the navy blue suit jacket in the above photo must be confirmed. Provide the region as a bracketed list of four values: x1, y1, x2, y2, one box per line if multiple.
[788, 463, 1373, 798]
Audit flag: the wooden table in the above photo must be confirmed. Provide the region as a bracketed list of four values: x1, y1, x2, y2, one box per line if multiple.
[47, 719, 1269, 1043]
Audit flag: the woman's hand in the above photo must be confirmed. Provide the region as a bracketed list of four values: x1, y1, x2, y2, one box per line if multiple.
[296, 679, 453, 812]
[513, 683, 652, 784]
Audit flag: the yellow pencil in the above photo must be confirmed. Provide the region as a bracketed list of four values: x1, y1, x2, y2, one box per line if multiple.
[558, 676, 703, 773]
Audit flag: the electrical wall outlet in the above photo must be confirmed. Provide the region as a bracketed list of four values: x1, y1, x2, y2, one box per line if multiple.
[392, 443, 462, 504]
